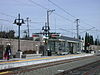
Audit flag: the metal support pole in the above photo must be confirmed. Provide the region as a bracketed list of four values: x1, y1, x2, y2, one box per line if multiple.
[26, 17, 30, 38]
[76, 19, 79, 39]
[47, 10, 49, 28]
[47, 10, 55, 37]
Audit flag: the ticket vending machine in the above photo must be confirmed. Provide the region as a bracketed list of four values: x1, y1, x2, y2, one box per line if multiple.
[0, 45, 4, 59]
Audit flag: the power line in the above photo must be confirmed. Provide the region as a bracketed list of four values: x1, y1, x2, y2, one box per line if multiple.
[0, 19, 11, 23]
[54, 12, 73, 22]
[59, 28, 77, 34]
[80, 27, 95, 33]
[30, 21, 44, 24]
[13, 0, 34, 7]
[48, 0, 97, 30]
[48, 0, 77, 19]
[48, 0, 98, 34]
[59, 28, 76, 37]
[22, 0, 99, 37]
[0, 12, 16, 18]
[81, 20, 95, 28]
[28, 0, 74, 23]
[28, 0, 48, 10]
[25, 17, 31, 38]
[76, 19, 79, 39]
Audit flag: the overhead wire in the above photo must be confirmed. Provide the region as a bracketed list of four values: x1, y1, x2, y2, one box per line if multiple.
[28, 0, 80, 36]
[48, 0, 77, 19]
[30, 21, 44, 24]
[0, 0, 98, 37]
[80, 20, 95, 28]
[79, 27, 95, 33]
[0, 12, 16, 18]
[0, 0, 97, 30]
[0, 19, 12, 23]
[53, 12, 73, 22]
[12, 0, 34, 7]
[48, 0, 98, 33]
[29, 0, 48, 10]
[28, 0, 74, 23]
[59, 28, 77, 34]
[59, 28, 76, 37]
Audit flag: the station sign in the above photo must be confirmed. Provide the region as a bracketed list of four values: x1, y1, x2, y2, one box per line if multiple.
[51, 34, 60, 38]
[32, 34, 40, 41]
[32, 34, 39, 37]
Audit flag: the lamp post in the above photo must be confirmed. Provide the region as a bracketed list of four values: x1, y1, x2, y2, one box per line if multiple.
[13, 14, 25, 51]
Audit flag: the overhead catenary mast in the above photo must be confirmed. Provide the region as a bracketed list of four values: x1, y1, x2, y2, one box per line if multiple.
[25, 17, 31, 39]
[47, 9, 55, 36]
[76, 19, 79, 39]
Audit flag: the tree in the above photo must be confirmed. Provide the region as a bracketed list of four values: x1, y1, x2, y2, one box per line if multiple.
[84, 32, 94, 50]
[85, 32, 89, 50]
[82, 37, 84, 40]
[23, 30, 28, 39]
[7, 30, 15, 38]
[95, 38, 100, 45]
[78, 35, 81, 40]
[95, 39, 98, 45]
[89, 35, 94, 45]
[0, 31, 6, 38]
[99, 40, 100, 45]
[0, 30, 15, 38]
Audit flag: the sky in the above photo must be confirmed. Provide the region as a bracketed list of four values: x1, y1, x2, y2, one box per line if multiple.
[0, 0, 100, 39]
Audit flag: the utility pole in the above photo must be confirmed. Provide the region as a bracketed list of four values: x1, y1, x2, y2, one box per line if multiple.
[76, 19, 79, 39]
[42, 9, 55, 56]
[47, 9, 55, 36]
[14, 14, 25, 51]
[97, 35, 99, 45]
[25, 17, 31, 39]
[0, 25, 3, 45]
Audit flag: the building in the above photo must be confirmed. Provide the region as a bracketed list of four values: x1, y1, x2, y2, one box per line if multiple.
[0, 35, 83, 59]
[47, 36, 83, 55]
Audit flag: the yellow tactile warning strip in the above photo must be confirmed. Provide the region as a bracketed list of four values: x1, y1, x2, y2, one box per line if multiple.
[0, 71, 12, 75]
[0, 54, 85, 64]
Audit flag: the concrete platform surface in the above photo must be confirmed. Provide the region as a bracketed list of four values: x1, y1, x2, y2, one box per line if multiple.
[0, 53, 94, 70]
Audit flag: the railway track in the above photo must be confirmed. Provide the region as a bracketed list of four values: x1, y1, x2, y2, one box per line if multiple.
[56, 58, 100, 75]
[0, 55, 100, 75]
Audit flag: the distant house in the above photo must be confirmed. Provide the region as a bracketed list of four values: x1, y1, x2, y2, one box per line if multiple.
[89, 45, 100, 50]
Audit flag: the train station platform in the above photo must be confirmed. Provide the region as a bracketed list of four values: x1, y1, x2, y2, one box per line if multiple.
[0, 53, 94, 70]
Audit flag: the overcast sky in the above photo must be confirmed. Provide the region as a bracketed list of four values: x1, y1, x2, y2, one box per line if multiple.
[0, 0, 100, 38]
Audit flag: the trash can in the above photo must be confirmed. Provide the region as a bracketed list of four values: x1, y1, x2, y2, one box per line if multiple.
[47, 49, 52, 56]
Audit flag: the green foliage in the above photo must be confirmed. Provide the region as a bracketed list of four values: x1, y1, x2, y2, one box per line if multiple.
[95, 39, 98, 45]
[78, 35, 81, 40]
[0, 30, 15, 38]
[82, 37, 84, 40]
[94, 38, 100, 45]
[84, 32, 94, 50]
